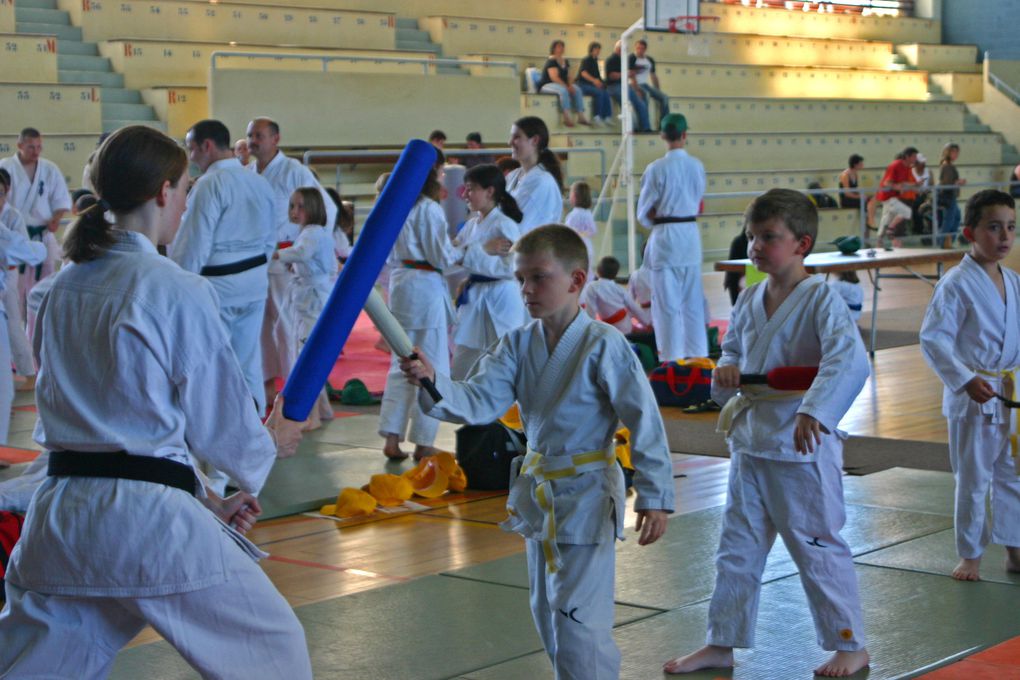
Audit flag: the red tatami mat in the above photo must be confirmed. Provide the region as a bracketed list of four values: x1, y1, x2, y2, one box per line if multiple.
[920, 637, 1020, 678]
[327, 311, 390, 393]
[0, 446, 40, 465]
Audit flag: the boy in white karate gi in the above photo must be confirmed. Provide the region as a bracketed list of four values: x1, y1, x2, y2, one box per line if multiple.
[402, 225, 674, 679]
[665, 189, 870, 678]
[581, 256, 645, 334]
[919, 189, 1020, 582]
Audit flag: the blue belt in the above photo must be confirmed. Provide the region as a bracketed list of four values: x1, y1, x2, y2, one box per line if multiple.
[457, 274, 502, 308]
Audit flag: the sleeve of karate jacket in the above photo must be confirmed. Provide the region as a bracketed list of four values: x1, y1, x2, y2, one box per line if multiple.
[919, 279, 974, 394]
[419, 335, 519, 425]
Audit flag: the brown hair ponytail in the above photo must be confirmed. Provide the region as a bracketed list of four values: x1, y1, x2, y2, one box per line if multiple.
[514, 116, 563, 190]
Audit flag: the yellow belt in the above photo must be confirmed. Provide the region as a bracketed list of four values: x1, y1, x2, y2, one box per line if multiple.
[717, 385, 806, 436]
[512, 447, 617, 574]
[976, 367, 1019, 470]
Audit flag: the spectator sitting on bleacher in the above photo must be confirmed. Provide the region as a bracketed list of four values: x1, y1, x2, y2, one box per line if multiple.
[839, 154, 866, 211]
[937, 143, 965, 246]
[428, 130, 447, 149]
[576, 41, 614, 128]
[910, 153, 931, 235]
[234, 138, 252, 167]
[629, 40, 669, 129]
[462, 132, 494, 169]
[807, 182, 838, 210]
[539, 40, 591, 128]
[876, 146, 919, 245]
[605, 41, 651, 133]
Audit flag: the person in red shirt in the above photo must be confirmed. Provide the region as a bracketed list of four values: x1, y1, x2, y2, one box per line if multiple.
[875, 147, 919, 245]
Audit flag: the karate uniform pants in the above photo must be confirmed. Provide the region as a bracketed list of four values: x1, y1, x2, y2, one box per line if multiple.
[0, 311, 11, 444]
[707, 452, 866, 652]
[650, 265, 707, 361]
[17, 232, 58, 320]
[526, 520, 619, 680]
[948, 418, 1020, 559]
[0, 539, 312, 680]
[261, 271, 296, 382]
[4, 269, 33, 377]
[378, 326, 448, 446]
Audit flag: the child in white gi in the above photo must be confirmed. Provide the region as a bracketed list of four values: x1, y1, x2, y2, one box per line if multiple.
[581, 256, 645, 334]
[452, 163, 529, 379]
[277, 187, 338, 429]
[379, 166, 461, 461]
[0, 126, 311, 679]
[919, 189, 1020, 582]
[665, 189, 870, 678]
[402, 225, 674, 679]
[564, 180, 597, 276]
[828, 271, 863, 324]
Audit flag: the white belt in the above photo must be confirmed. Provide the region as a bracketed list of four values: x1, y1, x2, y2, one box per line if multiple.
[510, 446, 616, 573]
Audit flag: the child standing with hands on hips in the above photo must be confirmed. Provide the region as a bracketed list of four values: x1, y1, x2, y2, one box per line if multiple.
[665, 189, 870, 678]
[919, 190, 1020, 582]
[402, 225, 674, 679]
[276, 187, 338, 429]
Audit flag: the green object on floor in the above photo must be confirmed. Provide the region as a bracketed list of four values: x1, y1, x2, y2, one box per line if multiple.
[338, 378, 380, 405]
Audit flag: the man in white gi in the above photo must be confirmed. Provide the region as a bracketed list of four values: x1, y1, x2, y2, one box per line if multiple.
[246, 117, 336, 406]
[171, 119, 276, 423]
[403, 225, 673, 679]
[920, 189, 1020, 582]
[0, 127, 70, 321]
[637, 113, 708, 361]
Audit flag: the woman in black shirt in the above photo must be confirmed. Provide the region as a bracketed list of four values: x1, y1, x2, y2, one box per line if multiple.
[538, 40, 590, 127]
[576, 41, 614, 127]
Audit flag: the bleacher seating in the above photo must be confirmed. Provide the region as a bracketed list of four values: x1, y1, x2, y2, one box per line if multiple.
[0, 83, 102, 134]
[140, 87, 207, 139]
[0, 134, 97, 186]
[896, 43, 980, 73]
[0, 3, 14, 33]
[1, 34, 58, 83]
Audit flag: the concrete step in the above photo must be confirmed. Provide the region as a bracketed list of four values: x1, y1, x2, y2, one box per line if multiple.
[396, 40, 441, 54]
[101, 88, 143, 105]
[15, 7, 69, 25]
[58, 54, 112, 72]
[102, 102, 158, 121]
[16, 22, 80, 41]
[395, 17, 419, 30]
[103, 119, 168, 134]
[59, 69, 124, 88]
[396, 28, 431, 43]
[57, 40, 99, 56]
[15, 0, 58, 9]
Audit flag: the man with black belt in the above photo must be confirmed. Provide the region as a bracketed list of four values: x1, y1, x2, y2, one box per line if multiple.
[636, 113, 708, 361]
[171, 119, 275, 428]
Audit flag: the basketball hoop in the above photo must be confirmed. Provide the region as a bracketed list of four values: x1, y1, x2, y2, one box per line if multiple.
[666, 15, 720, 33]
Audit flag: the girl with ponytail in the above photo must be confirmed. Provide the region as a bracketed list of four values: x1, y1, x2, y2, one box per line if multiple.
[450, 164, 530, 378]
[506, 116, 565, 233]
[0, 125, 312, 678]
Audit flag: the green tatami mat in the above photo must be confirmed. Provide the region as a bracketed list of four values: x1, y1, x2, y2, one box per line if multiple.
[463, 565, 1020, 680]
[302, 412, 459, 452]
[110, 575, 659, 680]
[444, 503, 951, 610]
[843, 467, 955, 516]
[857, 528, 1020, 586]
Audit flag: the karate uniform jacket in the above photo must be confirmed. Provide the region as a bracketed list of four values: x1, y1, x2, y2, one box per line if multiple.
[0, 204, 45, 276]
[628, 263, 653, 326]
[0, 156, 71, 226]
[581, 278, 644, 334]
[277, 224, 338, 329]
[421, 310, 674, 544]
[712, 275, 869, 463]
[507, 165, 563, 234]
[637, 148, 705, 269]
[452, 207, 528, 350]
[7, 230, 276, 597]
[171, 157, 276, 308]
[920, 254, 1020, 423]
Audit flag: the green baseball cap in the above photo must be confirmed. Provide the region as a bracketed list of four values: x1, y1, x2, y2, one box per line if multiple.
[661, 113, 688, 135]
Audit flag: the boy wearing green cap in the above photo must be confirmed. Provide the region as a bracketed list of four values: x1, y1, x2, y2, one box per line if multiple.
[636, 113, 709, 362]
[664, 189, 870, 677]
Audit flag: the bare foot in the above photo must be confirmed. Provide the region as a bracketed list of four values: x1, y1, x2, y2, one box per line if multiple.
[383, 433, 408, 460]
[1006, 547, 1020, 573]
[663, 645, 734, 674]
[952, 557, 981, 581]
[413, 445, 438, 462]
[815, 649, 869, 677]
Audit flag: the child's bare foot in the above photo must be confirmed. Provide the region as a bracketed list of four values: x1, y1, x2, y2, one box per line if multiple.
[663, 645, 734, 674]
[413, 445, 438, 462]
[1006, 547, 1020, 573]
[952, 557, 981, 581]
[815, 649, 869, 677]
[383, 433, 408, 460]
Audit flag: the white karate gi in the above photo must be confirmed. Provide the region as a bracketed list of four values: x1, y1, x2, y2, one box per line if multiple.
[919, 254, 1020, 559]
[0, 230, 311, 679]
[507, 165, 564, 234]
[0, 203, 36, 376]
[0, 155, 70, 306]
[451, 207, 528, 379]
[419, 310, 675, 679]
[828, 280, 863, 324]
[0, 222, 45, 444]
[637, 147, 707, 361]
[628, 263, 653, 328]
[581, 278, 644, 334]
[708, 275, 869, 652]
[564, 206, 597, 274]
[278, 224, 338, 425]
[171, 157, 276, 417]
[379, 198, 461, 446]
[252, 151, 336, 382]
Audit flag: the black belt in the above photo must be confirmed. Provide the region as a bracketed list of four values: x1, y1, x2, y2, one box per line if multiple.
[199, 254, 268, 277]
[652, 216, 697, 225]
[20, 225, 47, 279]
[47, 450, 197, 496]
[456, 274, 502, 308]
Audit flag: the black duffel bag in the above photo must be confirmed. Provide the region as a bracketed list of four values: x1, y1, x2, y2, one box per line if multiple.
[455, 422, 527, 491]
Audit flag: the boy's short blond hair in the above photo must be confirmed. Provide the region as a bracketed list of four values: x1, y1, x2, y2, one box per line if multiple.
[744, 188, 819, 255]
[514, 224, 589, 274]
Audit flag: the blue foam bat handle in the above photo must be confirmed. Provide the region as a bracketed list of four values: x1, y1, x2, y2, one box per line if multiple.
[281, 139, 437, 421]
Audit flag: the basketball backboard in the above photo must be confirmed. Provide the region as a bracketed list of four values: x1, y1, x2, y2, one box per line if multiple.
[644, 0, 703, 33]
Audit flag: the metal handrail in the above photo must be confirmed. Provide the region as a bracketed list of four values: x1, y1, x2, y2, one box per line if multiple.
[210, 50, 518, 76]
